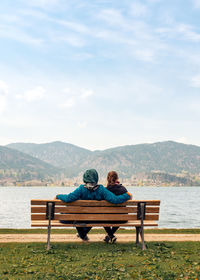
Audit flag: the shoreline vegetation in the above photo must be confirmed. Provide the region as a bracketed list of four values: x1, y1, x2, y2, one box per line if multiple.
[1, 184, 200, 187]
[1, 170, 200, 187]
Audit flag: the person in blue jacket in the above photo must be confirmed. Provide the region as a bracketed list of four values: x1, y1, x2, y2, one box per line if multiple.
[55, 169, 132, 241]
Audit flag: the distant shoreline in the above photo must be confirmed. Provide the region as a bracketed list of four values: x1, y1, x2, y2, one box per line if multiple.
[1, 185, 200, 187]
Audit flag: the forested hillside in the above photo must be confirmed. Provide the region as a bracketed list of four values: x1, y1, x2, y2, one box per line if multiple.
[0, 146, 60, 181]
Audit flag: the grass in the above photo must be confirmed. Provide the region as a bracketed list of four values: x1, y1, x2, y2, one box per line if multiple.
[0, 242, 200, 279]
[1, 228, 200, 234]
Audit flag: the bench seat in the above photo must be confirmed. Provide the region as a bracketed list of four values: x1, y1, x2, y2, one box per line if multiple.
[31, 199, 160, 250]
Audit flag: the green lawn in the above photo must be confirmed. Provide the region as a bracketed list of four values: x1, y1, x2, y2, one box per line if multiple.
[1, 228, 200, 234]
[0, 242, 200, 280]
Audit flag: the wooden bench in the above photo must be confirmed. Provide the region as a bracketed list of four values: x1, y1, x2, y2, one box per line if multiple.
[31, 199, 160, 250]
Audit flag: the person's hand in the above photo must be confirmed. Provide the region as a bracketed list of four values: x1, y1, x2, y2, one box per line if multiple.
[127, 192, 132, 200]
[54, 196, 57, 200]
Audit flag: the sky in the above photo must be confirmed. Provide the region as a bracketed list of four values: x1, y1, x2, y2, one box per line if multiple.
[0, 0, 200, 150]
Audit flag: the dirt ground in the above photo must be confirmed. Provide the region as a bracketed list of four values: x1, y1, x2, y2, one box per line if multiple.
[1, 234, 200, 243]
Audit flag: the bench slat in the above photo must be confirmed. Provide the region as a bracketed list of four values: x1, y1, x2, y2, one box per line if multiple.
[31, 206, 160, 214]
[31, 199, 160, 206]
[31, 213, 159, 221]
[31, 220, 158, 227]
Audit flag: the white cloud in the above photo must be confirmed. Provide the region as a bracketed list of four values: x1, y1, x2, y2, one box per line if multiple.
[0, 14, 26, 25]
[133, 49, 155, 62]
[177, 24, 200, 42]
[60, 97, 75, 108]
[59, 87, 94, 109]
[96, 8, 168, 63]
[0, 80, 9, 95]
[0, 80, 8, 114]
[17, 11, 89, 47]
[156, 23, 200, 46]
[0, 116, 38, 127]
[191, 75, 200, 88]
[80, 89, 94, 99]
[0, 95, 7, 114]
[78, 121, 87, 128]
[146, 0, 161, 3]
[17, 86, 46, 102]
[57, 20, 89, 34]
[20, 10, 89, 35]
[73, 52, 94, 61]
[130, 2, 148, 17]
[193, 0, 200, 8]
[128, 80, 163, 104]
[188, 98, 200, 115]
[26, 0, 60, 9]
[56, 34, 85, 47]
[0, 24, 44, 46]
[98, 9, 127, 28]
[63, 88, 71, 94]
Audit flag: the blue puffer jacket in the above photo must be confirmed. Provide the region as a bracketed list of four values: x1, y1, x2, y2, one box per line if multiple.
[56, 184, 131, 204]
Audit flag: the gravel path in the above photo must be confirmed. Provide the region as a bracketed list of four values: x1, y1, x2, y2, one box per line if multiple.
[1, 234, 200, 243]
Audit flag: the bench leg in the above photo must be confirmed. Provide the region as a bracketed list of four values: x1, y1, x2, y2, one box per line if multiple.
[47, 224, 51, 250]
[136, 227, 140, 246]
[139, 226, 146, 250]
[138, 202, 146, 250]
[47, 203, 52, 251]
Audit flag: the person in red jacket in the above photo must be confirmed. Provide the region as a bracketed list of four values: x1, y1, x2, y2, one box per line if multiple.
[104, 171, 130, 243]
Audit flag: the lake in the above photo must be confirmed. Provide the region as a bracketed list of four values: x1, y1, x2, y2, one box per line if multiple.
[0, 186, 199, 229]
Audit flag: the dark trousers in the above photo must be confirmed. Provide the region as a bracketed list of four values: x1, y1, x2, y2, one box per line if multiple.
[76, 227, 92, 239]
[104, 226, 119, 237]
[60, 220, 92, 240]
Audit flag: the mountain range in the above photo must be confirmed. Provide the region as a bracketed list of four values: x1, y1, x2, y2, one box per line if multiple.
[0, 145, 60, 181]
[2, 140, 200, 182]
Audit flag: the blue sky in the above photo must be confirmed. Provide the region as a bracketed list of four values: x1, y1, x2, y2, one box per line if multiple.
[0, 0, 200, 150]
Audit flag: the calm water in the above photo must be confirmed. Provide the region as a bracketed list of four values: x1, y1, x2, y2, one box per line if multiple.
[0, 186, 199, 229]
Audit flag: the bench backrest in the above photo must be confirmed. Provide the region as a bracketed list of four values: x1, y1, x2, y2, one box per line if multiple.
[31, 200, 160, 226]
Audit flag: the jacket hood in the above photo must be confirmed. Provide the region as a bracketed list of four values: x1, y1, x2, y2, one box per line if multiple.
[83, 169, 99, 184]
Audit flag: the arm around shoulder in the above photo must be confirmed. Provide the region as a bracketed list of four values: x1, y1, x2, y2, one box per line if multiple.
[56, 185, 83, 203]
[102, 187, 132, 204]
